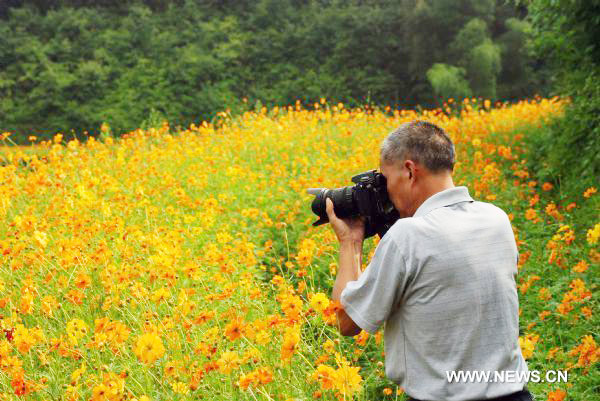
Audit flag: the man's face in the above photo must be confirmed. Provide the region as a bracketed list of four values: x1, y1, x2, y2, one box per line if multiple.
[380, 158, 412, 217]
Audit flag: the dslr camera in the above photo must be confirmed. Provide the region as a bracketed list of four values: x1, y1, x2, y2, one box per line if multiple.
[307, 169, 400, 239]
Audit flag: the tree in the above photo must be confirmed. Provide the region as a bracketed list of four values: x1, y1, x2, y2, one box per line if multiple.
[525, 0, 600, 182]
[467, 39, 501, 99]
[496, 17, 539, 100]
[426, 63, 472, 102]
[0, 0, 547, 142]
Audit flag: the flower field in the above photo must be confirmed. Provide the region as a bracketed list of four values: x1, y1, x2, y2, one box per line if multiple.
[0, 97, 597, 400]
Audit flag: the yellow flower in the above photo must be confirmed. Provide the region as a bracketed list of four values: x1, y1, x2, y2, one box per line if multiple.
[518, 334, 538, 359]
[91, 383, 109, 401]
[353, 330, 369, 346]
[310, 292, 330, 313]
[66, 319, 88, 346]
[151, 287, 170, 303]
[41, 295, 58, 317]
[172, 381, 189, 395]
[323, 339, 335, 354]
[332, 363, 362, 397]
[280, 294, 303, 319]
[71, 362, 86, 383]
[13, 324, 44, 353]
[217, 351, 240, 373]
[586, 223, 599, 244]
[33, 230, 48, 248]
[134, 333, 165, 364]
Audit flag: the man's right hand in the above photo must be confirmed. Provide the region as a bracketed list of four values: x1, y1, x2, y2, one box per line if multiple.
[325, 197, 365, 244]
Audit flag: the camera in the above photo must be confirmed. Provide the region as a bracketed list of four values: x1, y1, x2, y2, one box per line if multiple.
[307, 169, 400, 239]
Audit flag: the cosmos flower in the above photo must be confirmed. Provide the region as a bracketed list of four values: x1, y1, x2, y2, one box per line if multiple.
[134, 333, 165, 365]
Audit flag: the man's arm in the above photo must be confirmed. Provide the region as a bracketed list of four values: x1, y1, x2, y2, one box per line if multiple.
[332, 239, 363, 337]
[327, 193, 406, 337]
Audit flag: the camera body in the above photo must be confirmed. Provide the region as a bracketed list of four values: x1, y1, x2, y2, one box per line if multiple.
[307, 169, 400, 239]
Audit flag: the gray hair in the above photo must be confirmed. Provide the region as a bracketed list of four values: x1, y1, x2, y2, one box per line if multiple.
[380, 120, 455, 172]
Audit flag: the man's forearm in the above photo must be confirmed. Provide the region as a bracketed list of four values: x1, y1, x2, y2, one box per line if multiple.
[332, 239, 364, 301]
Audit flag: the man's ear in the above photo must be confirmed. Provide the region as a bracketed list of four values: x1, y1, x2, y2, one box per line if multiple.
[404, 160, 415, 180]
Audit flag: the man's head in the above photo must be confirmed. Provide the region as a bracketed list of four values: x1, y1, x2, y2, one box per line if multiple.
[379, 120, 455, 217]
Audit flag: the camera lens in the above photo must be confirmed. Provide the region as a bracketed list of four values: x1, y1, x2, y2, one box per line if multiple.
[307, 186, 357, 225]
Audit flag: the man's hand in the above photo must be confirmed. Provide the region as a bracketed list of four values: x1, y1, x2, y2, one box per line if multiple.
[327, 197, 365, 337]
[325, 198, 365, 243]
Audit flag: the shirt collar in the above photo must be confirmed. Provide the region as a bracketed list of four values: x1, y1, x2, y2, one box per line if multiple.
[413, 186, 474, 218]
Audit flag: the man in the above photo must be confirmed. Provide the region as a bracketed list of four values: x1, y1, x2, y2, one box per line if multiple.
[325, 120, 532, 401]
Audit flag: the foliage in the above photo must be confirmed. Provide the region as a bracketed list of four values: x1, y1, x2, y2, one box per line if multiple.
[0, 0, 546, 142]
[524, 0, 600, 185]
[426, 63, 472, 102]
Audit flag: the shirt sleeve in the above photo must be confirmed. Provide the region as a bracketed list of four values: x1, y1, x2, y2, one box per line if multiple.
[340, 233, 407, 334]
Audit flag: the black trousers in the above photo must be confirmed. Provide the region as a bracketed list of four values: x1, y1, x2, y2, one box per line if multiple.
[408, 388, 533, 401]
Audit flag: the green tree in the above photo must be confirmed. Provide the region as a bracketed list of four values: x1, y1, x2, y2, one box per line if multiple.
[449, 18, 501, 100]
[0, 0, 548, 142]
[525, 0, 600, 182]
[426, 63, 472, 102]
[496, 18, 540, 100]
[467, 39, 502, 99]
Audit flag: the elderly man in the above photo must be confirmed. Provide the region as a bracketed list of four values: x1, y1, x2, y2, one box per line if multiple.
[325, 120, 532, 401]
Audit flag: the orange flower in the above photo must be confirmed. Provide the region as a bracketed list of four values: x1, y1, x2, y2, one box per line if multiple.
[65, 289, 84, 305]
[545, 202, 562, 220]
[538, 288, 551, 301]
[315, 354, 329, 364]
[519, 275, 540, 295]
[193, 310, 215, 325]
[525, 208, 538, 221]
[546, 389, 566, 401]
[568, 335, 599, 367]
[546, 347, 561, 360]
[311, 365, 337, 390]
[583, 186, 597, 198]
[280, 294, 303, 320]
[11, 374, 30, 396]
[529, 194, 539, 206]
[74, 273, 91, 289]
[224, 318, 245, 342]
[354, 330, 369, 346]
[280, 325, 301, 362]
[542, 182, 554, 191]
[572, 260, 589, 273]
[581, 307, 592, 319]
